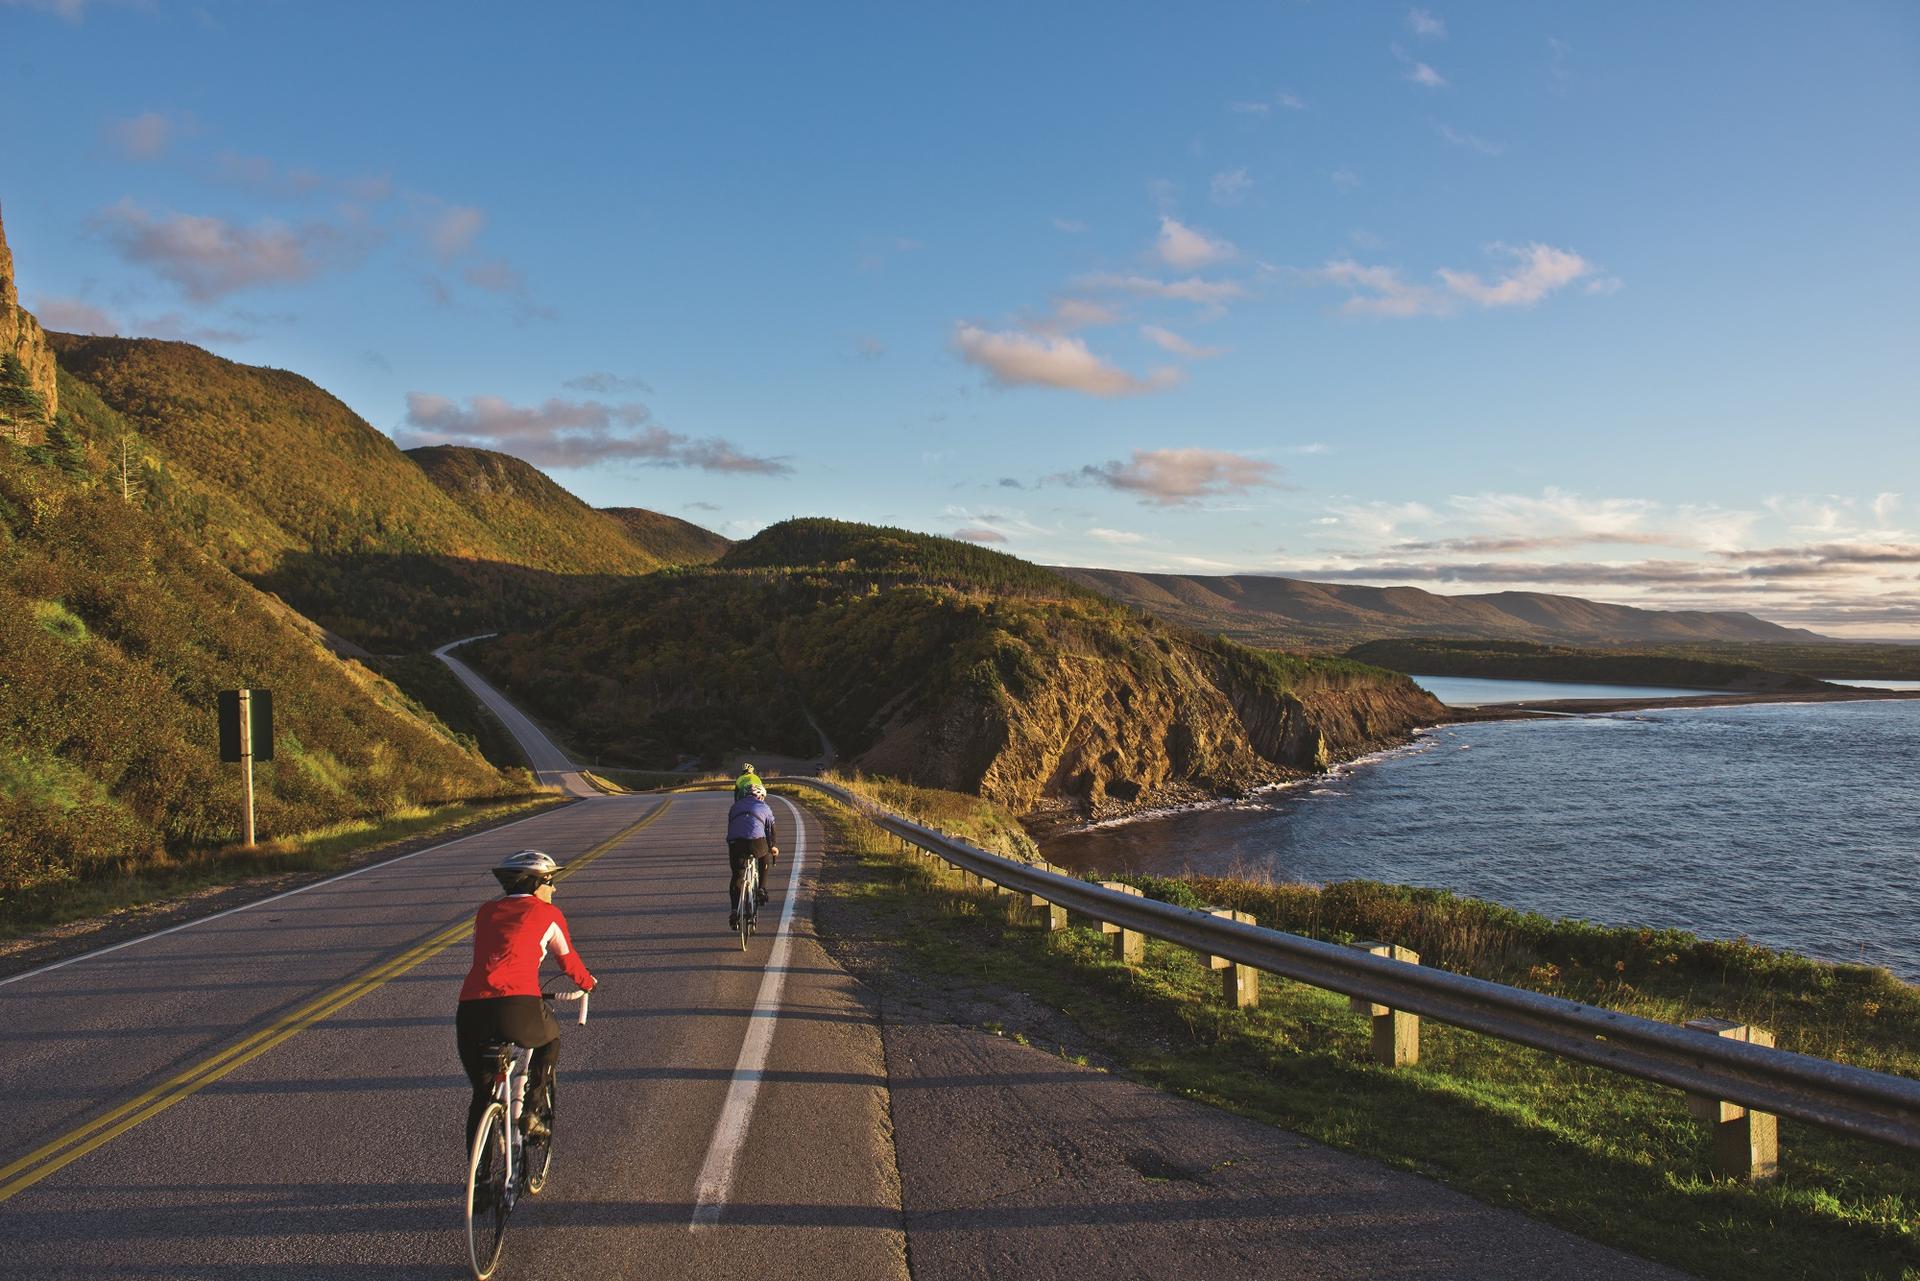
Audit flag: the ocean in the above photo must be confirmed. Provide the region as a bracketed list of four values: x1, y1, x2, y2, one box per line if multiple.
[1041, 699, 1920, 979]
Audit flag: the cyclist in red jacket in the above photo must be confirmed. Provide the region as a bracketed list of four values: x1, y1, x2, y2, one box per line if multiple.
[456, 850, 597, 1146]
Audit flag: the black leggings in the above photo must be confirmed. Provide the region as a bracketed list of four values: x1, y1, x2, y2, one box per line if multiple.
[456, 996, 559, 1143]
[728, 837, 772, 910]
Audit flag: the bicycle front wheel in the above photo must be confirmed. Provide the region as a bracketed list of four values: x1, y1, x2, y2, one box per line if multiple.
[737, 878, 752, 950]
[465, 1103, 511, 1280]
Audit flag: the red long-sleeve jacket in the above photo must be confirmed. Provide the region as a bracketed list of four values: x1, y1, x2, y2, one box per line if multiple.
[458, 894, 594, 1001]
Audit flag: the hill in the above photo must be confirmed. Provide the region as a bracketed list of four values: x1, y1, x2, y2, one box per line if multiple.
[600, 506, 731, 564]
[472, 520, 1444, 823]
[1345, 639, 1832, 693]
[1053, 567, 1829, 650]
[43, 335, 718, 650]
[406, 445, 663, 573]
[0, 438, 514, 914]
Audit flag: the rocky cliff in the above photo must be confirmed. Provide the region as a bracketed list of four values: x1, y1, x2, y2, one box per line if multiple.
[0, 202, 59, 443]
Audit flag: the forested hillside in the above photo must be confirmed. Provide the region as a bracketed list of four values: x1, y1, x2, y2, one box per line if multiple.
[0, 446, 513, 911]
[474, 520, 1443, 822]
[45, 335, 722, 649]
[1346, 638, 1832, 692]
[1056, 566, 1828, 650]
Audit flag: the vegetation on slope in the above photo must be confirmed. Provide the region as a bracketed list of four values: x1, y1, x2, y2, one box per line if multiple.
[1056, 566, 1826, 650]
[474, 520, 1442, 819]
[406, 445, 663, 574]
[722, 516, 1097, 598]
[0, 445, 514, 918]
[1346, 638, 1833, 692]
[601, 505, 731, 564]
[44, 336, 720, 650]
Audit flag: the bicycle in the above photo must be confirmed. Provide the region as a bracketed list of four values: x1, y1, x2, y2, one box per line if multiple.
[735, 853, 760, 951]
[463, 985, 590, 1280]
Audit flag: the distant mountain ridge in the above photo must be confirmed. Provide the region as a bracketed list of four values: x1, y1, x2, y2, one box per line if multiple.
[1051, 567, 1828, 649]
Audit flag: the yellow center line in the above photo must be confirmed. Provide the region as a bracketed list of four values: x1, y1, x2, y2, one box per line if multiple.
[0, 799, 670, 1203]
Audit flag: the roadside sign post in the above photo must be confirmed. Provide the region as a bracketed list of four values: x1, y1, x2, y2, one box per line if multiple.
[218, 689, 274, 848]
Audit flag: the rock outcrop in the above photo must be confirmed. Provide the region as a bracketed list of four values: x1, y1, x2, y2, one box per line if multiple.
[0, 202, 58, 443]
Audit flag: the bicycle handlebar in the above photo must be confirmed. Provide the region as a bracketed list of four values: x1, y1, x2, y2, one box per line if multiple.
[543, 988, 592, 1025]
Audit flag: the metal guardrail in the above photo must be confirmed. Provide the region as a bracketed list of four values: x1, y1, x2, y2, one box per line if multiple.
[789, 777, 1920, 1154]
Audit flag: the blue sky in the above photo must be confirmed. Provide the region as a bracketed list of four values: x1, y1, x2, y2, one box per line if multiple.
[6, 0, 1918, 636]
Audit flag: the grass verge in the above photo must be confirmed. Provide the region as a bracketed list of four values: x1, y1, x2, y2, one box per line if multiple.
[798, 787, 1920, 1281]
[0, 793, 559, 943]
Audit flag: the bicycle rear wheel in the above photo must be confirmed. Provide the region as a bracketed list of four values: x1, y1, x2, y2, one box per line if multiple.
[737, 874, 752, 951]
[522, 1075, 555, 1196]
[465, 1104, 511, 1280]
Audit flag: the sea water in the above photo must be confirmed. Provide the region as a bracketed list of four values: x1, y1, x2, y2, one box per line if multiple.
[1042, 700, 1920, 979]
[1409, 674, 1725, 706]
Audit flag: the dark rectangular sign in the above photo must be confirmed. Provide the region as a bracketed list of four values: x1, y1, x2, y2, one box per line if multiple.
[218, 689, 274, 762]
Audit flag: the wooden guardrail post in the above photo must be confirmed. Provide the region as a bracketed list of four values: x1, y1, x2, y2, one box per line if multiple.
[1029, 866, 1067, 931]
[1684, 1018, 1780, 1183]
[1346, 942, 1420, 1066]
[1202, 908, 1260, 1008]
[1098, 883, 1145, 963]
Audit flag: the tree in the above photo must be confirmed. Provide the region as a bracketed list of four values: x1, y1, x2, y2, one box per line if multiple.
[0, 351, 49, 444]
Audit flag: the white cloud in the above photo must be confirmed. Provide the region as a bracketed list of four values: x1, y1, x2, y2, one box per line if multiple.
[399, 391, 791, 473]
[1276, 92, 1309, 111]
[1088, 527, 1149, 545]
[31, 296, 118, 334]
[1407, 7, 1446, 38]
[1228, 101, 1270, 116]
[107, 111, 178, 160]
[1209, 167, 1253, 206]
[1052, 217, 1088, 233]
[1406, 62, 1448, 88]
[1438, 242, 1592, 306]
[1305, 243, 1602, 316]
[1434, 123, 1503, 155]
[1288, 442, 1331, 455]
[91, 199, 351, 301]
[953, 324, 1182, 397]
[953, 527, 1007, 544]
[1069, 448, 1283, 507]
[427, 205, 485, 259]
[1585, 275, 1624, 295]
[1331, 168, 1361, 193]
[1075, 272, 1249, 306]
[2, 0, 88, 19]
[1303, 260, 1451, 317]
[1139, 325, 1225, 359]
[1873, 493, 1904, 525]
[1030, 297, 1124, 335]
[1156, 216, 1235, 269]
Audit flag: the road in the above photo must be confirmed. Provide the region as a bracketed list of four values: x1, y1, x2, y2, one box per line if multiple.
[0, 664, 1695, 1279]
[433, 636, 600, 797]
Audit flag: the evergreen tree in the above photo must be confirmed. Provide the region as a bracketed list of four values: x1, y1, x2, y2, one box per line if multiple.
[0, 351, 49, 444]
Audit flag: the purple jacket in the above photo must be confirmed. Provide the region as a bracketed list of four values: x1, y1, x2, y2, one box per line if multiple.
[727, 796, 777, 843]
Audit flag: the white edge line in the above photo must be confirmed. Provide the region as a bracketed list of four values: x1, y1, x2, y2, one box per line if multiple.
[689, 794, 808, 1230]
[0, 803, 573, 990]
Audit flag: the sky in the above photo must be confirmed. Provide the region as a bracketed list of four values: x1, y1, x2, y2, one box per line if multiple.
[5, 0, 1918, 637]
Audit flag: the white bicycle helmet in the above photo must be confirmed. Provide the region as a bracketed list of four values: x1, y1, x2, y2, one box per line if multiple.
[493, 849, 559, 890]
[749, 783, 767, 799]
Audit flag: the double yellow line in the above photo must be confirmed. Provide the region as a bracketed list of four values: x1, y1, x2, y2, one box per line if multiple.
[0, 800, 670, 1203]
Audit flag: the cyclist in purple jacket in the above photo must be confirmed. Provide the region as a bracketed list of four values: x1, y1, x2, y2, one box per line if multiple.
[726, 783, 779, 930]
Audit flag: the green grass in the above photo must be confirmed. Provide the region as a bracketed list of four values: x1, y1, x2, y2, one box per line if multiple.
[802, 792, 1920, 1281]
[0, 794, 558, 940]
